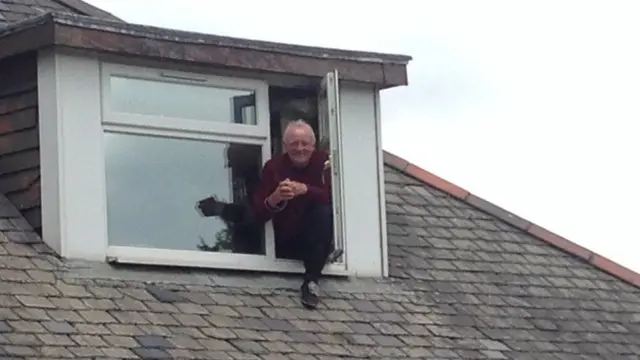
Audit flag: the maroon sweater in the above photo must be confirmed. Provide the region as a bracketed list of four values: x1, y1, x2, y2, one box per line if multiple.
[252, 151, 331, 244]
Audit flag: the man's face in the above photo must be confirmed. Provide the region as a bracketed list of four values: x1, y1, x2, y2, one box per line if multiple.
[284, 127, 315, 167]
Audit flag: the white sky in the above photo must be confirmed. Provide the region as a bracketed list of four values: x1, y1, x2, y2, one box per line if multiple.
[85, 0, 640, 273]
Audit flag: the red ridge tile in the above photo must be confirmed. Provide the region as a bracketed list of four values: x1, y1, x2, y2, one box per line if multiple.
[403, 164, 469, 200]
[527, 225, 592, 261]
[591, 254, 640, 288]
[466, 194, 530, 230]
[383, 151, 409, 171]
[383, 151, 469, 200]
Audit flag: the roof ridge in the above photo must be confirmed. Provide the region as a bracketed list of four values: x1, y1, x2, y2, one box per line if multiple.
[383, 150, 640, 289]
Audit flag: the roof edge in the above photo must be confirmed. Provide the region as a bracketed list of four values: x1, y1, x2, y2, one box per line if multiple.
[0, 12, 51, 37]
[383, 150, 640, 289]
[48, 12, 412, 65]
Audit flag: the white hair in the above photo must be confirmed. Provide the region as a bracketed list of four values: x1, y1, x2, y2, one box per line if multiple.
[283, 119, 316, 144]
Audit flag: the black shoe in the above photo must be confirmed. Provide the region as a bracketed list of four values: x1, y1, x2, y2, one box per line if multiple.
[301, 281, 320, 309]
[326, 249, 344, 264]
[196, 196, 226, 218]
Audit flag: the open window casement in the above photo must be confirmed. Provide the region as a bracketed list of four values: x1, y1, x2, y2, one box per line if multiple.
[318, 69, 347, 266]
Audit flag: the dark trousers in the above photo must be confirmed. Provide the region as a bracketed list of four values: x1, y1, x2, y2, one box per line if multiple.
[283, 204, 334, 283]
[220, 202, 334, 283]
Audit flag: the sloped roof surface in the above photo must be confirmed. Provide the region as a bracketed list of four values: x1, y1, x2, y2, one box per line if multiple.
[384, 164, 640, 357]
[0, 0, 119, 27]
[0, 160, 639, 359]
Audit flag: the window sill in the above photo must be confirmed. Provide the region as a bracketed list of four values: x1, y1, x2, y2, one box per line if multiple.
[105, 246, 351, 277]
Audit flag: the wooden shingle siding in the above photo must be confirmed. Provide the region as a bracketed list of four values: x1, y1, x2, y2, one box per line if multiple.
[0, 52, 41, 233]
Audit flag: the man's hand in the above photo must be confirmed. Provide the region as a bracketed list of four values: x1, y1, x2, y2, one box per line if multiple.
[288, 180, 308, 197]
[324, 155, 332, 171]
[267, 179, 310, 207]
[267, 179, 295, 206]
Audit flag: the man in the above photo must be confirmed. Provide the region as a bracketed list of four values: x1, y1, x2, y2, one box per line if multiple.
[198, 120, 340, 309]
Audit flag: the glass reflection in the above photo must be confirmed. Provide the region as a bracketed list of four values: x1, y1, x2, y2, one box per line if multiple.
[110, 76, 256, 124]
[104, 133, 264, 254]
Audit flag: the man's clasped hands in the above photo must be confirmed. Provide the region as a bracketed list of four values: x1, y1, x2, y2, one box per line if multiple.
[266, 178, 308, 206]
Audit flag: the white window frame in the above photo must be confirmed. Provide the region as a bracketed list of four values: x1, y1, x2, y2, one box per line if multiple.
[317, 70, 347, 266]
[98, 63, 349, 275]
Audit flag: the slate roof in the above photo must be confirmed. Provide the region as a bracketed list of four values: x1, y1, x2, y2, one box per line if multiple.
[0, 0, 120, 27]
[1, 151, 640, 359]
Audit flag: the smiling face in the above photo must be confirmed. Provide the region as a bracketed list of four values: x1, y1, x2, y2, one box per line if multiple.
[283, 122, 316, 167]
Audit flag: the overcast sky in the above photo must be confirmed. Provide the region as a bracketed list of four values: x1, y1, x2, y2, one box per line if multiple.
[86, 0, 640, 273]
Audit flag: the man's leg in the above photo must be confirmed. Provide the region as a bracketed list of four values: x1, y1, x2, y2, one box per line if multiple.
[197, 196, 263, 254]
[297, 204, 333, 309]
[197, 196, 253, 224]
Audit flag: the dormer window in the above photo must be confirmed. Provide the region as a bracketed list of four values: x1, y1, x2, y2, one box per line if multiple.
[27, 15, 410, 278]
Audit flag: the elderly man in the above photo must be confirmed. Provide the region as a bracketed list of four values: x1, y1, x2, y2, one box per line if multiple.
[198, 120, 340, 309]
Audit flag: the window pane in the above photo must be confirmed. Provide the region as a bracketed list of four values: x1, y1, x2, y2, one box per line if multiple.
[104, 132, 264, 254]
[110, 76, 257, 124]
